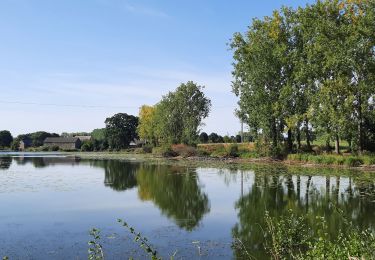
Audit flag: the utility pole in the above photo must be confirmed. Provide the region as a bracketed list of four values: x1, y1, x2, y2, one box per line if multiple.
[241, 120, 244, 143]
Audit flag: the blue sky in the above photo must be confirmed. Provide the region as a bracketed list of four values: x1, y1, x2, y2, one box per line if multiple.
[0, 0, 313, 136]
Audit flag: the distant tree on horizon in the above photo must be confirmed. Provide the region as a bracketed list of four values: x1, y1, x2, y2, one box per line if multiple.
[105, 113, 139, 150]
[0, 130, 13, 148]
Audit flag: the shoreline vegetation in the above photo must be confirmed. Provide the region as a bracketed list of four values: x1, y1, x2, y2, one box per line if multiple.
[3, 141, 375, 172]
[52, 143, 375, 172]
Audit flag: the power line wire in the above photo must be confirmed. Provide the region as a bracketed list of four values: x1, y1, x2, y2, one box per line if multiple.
[0, 100, 236, 109]
[0, 100, 138, 109]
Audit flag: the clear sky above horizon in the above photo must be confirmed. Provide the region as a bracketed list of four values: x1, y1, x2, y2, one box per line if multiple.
[0, 0, 313, 136]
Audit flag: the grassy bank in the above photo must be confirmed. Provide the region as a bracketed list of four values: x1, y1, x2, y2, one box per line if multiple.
[14, 141, 375, 171]
[65, 152, 375, 175]
[287, 153, 375, 167]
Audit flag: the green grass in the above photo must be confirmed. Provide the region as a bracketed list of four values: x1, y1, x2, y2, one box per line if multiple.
[287, 153, 375, 167]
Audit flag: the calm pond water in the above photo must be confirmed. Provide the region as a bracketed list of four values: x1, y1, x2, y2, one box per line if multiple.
[1, 154, 375, 259]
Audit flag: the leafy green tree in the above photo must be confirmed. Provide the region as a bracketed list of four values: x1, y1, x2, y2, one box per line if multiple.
[231, 10, 290, 150]
[137, 105, 157, 145]
[231, 0, 375, 154]
[91, 128, 106, 141]
[153, 81, 211, 145]
[0, 130, 13, 148]
[199, 132, 209, 143]
[105, 113, 139, 149]
[27, 131, 59, 147]
[208, 132, 224, 143]
[81, 140, 94, 151]
[223, 135, 234, 143]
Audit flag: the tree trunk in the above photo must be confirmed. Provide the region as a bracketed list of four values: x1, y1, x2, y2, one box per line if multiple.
[306, 176, 312, 212]
[326, 137, 331, 152]
[271, 118, 278, 148]
[335, 133, 340, 154]
[335, 176, 340, 202]
[357, 91, 363, 153]
[304, 118, 312, 151]
[287, 129, 293, 152]
[326, 176, 330, 198]
[347, 138, 352, 152]
[296, 125, 301, 151]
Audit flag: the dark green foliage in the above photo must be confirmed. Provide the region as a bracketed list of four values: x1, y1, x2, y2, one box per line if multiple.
[91, 128, 106, 141]
[227, 144, 239, 157]
[50, 145, 60, 152]
[344, 157, 363, 167]
[265, 210, 375, 259]
[265, 210, 310, 259]
[197, 148, 209, 157]
[61, 132, 90, 137]
[105, 113, 139, 150]
[92, 139, 108, 151]
[81, 141, 94, 152]
[0, 130, 13, 148]
[199, 132, 209, 143]
[153, 81, 211, 145]
[208, 132, 224, 143]
[29, 131, 59, 147]
[142, 144, 153, 154]
[231, 0, 375, 155]
[9, 132, 59, 149]
[152, 145, 178, 157]
[210, 145, 227, 157]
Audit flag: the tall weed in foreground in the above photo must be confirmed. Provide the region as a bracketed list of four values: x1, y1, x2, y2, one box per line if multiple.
[88, 228, 104, 260]
[264, 210, 375, 260]
[88, 220, 164, 260]
[117, 219, 162, 260]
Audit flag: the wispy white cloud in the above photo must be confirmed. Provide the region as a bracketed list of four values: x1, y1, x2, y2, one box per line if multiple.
[1, 65, 240, 135]
[123, 2, 169, 18]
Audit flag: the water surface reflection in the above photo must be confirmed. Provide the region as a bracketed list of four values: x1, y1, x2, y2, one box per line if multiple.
[0, 155, 374, 259]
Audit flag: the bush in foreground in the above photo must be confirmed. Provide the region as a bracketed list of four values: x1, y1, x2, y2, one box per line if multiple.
[265, 210, 375, 259]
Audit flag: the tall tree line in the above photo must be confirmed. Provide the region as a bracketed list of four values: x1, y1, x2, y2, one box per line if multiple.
[231, 0, 375, 154]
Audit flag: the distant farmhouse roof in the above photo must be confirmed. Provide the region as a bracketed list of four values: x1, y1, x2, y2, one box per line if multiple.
[44, 137, 81, 150]
[74, 136, 91, 141]
[44, 137, 80, 143]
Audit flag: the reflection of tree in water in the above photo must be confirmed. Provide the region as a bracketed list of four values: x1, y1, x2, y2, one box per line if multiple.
[31, 157, 46, 168]
[136, 164, 210, 231]
[0, 157, 12, 169]
[98, 160, 139, 191]
[232, 169, 375, 259]
[12, 157, 81, 168]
